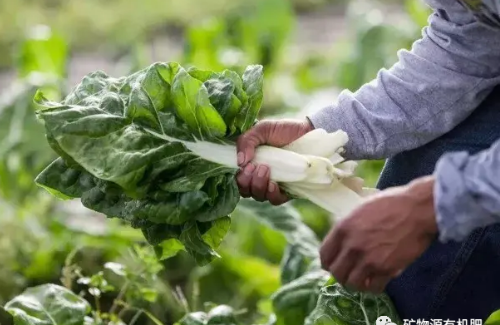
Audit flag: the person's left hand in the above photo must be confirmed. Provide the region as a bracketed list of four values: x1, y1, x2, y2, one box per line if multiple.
[319, 176, 439, 294]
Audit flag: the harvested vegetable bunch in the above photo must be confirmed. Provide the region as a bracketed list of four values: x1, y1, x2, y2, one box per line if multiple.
[33, 62, 373, 265]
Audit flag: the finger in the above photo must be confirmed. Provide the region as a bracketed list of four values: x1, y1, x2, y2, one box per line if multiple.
[345, 262, 373, 292]
[319, 224, 346, 270]
[328, 248, 358, 286]
[364, 275, 392, 294]
[267, 182, 289, 205]
[236, 123, 269, 167]
[250, 165, 270, 201]
[362, 267, 403, 294]
[236, 163, 256, 197]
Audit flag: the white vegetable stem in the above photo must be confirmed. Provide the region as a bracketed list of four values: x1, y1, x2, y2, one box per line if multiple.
[177, 129, 378, 220]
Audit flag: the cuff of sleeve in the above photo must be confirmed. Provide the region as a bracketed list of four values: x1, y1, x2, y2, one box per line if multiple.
[434, 152, 494, 243]
[306, 103, 369, 160]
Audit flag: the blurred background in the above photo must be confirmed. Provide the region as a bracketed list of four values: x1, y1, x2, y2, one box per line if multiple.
[0, 0, 432, 323]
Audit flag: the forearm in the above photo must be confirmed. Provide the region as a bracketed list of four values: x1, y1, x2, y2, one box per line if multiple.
[308, 0, 500, 160]
[434, 139, 500, 242]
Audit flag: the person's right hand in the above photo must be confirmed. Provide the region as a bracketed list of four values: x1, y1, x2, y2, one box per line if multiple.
[236, 118, 314, 205]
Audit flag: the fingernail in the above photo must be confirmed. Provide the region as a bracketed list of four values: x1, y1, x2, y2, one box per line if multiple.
[257, 165, 267, 178]
[393, 269, 403, 277]
[244, 163, 255, 176]
[269, 182, 276, 193]
[237, 152, 244, 165]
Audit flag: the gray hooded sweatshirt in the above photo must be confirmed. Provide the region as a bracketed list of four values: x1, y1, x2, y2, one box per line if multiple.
[307, 0, 500, 243]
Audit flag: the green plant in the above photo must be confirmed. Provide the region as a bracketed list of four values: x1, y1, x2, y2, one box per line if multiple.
[487, 310, 500, 325]
[334, 0, 416, 92]
[175, 305, 245, 325]
[0, 80, 55, 203]
[0, 25, 67, 204]
[32, 62, 266, 267]
[304, 283, 401, 325]
[0, 245, 175, 325]
[0, 191, 148, 304]
[0, 0, 341, 70]
[69, 246, 168, 325]
[172, 200, 403, 325]
[0, 284, 90, 325]
[180, 0, 299, 118]
[0, 201, 402, 325]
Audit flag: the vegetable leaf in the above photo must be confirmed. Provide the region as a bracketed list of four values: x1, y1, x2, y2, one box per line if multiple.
[176, 305, 240, 325]
[3, 284, 90, 325]
[271, 271, 331, 325]
[34, 62, 264, 265]
[280, 243, 316, 285]
[0, 81, 58, 203]
[171, 67, 227, 138]
[17, 26, 68, 80]
[0, 306, 13, 325]
[236, 199, 320, 260]
[304, 284, 402, 325]
[236, 65, 263, 131]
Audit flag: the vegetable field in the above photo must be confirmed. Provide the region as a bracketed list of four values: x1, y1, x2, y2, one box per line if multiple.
[6, 0, 498, 324]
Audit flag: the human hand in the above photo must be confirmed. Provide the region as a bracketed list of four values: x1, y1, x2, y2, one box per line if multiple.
[319, 176, 438, 294]
[236, 118, 313, 205]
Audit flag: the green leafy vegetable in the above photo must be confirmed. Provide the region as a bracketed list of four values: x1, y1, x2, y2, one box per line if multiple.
[235, 199, 323, 286]
[0, 306, 13, 325]
[304, 284, 402, 325]
[34, 62, 263, 265]
[17, 25, 68, 81]
[0, 24, 67, 205]
[234, 200, 329, 325]
[2, 284, 90, 325]
[486, 310, 500, 325]
[271, 270, 331, 325]
[280, 243, 317, 285]
[235, 200, 320, 260]
[182, 0, 293, 74]
[176, 305, 240, 325]
[0, 81, 59, 203]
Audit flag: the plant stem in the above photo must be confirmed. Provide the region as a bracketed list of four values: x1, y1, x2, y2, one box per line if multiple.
[94, 294, 101, 314]
[174, 286, 190, 313]
[109, 280, 130, 315]
[117, 304, 129, 320]
[192, 280, 199, 312]
[129, 310, 143, 325]
[60, 247, 81, 289]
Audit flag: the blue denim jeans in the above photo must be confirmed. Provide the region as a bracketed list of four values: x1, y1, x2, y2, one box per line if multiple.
[376, 87, 500, 320]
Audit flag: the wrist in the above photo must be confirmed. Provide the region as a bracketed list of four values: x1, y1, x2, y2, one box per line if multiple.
[407, 176, 438, 236]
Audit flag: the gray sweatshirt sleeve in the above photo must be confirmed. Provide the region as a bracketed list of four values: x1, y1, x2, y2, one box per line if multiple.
[434, 139, 500, 242]
[307, 0, 500, 160]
